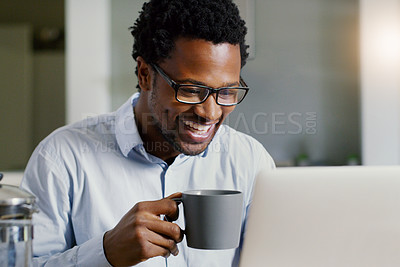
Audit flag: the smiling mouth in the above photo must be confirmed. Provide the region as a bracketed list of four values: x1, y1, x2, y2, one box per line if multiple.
[180, 119, 218, 142]
[183, 120, 213, 134]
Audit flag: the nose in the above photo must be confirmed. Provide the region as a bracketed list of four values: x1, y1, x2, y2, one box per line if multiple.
[193, 94, 222, 122]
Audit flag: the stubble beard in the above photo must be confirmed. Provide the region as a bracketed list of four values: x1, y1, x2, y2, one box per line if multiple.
[149, 88, 212, 156]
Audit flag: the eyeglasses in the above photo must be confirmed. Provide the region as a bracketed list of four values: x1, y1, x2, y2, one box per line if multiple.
[151, 64, 249, 106]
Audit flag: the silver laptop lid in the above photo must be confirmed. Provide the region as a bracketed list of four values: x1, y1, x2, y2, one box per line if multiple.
[240, 166, 400, 267]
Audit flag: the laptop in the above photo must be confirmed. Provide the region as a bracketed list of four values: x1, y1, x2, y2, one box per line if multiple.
[240, 166, 400, 267]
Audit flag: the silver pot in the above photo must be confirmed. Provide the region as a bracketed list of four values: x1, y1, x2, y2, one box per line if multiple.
[0, 173, 36, 267]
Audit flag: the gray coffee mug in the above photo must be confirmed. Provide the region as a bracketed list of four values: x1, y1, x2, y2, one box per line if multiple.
[174, 189, 243, 250]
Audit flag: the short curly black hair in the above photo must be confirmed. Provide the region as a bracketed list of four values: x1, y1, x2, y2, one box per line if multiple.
[130, 0, 249, 91]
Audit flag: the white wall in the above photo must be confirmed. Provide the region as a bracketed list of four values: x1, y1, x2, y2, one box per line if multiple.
[360, 0, 400, 165]
[66, 0, 111, 123]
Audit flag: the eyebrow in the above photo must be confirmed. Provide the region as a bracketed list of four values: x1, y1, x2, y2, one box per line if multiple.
[175, 78, 240, 88]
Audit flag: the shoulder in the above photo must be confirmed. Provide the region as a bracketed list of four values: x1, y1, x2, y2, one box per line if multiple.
[213, 125, 267, 153]
[35, 112, 118, 159]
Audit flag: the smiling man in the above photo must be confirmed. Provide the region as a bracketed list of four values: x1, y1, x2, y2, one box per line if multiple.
[21, 0, 275, 266]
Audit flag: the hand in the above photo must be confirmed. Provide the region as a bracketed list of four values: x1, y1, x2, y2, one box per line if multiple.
[103, 192, 183, 266]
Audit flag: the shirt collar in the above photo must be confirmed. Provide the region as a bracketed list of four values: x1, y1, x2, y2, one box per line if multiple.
[115, 93, 143, 157]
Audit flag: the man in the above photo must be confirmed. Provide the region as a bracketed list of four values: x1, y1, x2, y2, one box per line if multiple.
[21, 0, 275, 266]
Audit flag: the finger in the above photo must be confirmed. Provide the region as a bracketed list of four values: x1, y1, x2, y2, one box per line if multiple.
[163, 195, 181, 221]
[143, 217, 183, 243]
[165, 192, 182, 200]
[163, 202, 180, 222]
[141, 240, 172, 259]
[161, 217, 184, 242]
[135, 198, 180, 223]
[165, 193, 182, 221]
[135, 198, 179, 218]
[146, 229, 180, 256]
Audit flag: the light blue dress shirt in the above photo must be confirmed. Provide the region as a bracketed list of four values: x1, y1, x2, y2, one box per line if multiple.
[20, 93, 275, 267]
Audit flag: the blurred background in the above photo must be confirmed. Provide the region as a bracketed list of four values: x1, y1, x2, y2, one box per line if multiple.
[0, 0, 65, 171]
[1, 0, 399, 176]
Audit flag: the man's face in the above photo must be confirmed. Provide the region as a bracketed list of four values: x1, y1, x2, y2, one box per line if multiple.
[141, 38, 241, 157]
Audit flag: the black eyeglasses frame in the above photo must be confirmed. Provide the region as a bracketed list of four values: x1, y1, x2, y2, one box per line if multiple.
[151, 64, 249, 106]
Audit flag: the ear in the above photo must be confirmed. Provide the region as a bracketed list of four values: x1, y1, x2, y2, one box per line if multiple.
[136, 56, 152, 92]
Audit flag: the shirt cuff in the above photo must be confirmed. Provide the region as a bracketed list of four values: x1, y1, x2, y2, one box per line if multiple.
[77, 232, 112, 267]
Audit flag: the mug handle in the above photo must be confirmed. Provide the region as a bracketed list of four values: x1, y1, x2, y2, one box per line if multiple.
[171, 197, 182, 203]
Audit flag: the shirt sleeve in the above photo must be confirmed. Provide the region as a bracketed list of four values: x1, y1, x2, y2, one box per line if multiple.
[256, 143, 276, 173]
[20, 142, 112, 267]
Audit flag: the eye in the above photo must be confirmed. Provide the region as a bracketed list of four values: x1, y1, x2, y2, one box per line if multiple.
[219, 89, 237, 98]
[179, 86, 203, 96]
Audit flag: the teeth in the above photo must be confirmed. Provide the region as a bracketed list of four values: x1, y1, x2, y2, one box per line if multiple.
[183, 121, 212, 132]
